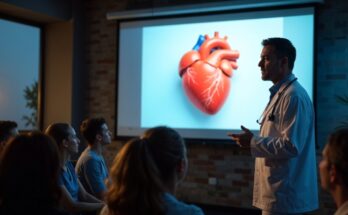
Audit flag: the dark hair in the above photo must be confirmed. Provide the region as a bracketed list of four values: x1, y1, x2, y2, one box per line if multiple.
[326, 128, 348, 187]
[45, 123, 71, 148]
[262, 37, 296, 70]
[105, 126, 185, 215]
[142, 126, 185, 182]
[0, 132, 61, 213]
[0, 121, 17, 142]
[80, 118, 106, 145]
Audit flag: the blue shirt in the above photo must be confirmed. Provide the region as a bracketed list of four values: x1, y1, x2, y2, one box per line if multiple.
[75, 147, 108, 197]
[163, 193, 204, 215]
[99, 193, 205, 215]
[269, 73, 293, 100]
[59, 161, 79, 201]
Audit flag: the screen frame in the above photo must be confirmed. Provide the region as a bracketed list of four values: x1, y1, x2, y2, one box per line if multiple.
[114, 4, 317, 143]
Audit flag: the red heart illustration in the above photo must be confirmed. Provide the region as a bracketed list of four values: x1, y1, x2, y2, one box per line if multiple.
[179, 32, 240, 115]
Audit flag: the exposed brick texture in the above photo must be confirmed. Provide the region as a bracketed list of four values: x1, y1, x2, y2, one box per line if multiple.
[83, 0, 347, 214]
[316, 0, 348, 151]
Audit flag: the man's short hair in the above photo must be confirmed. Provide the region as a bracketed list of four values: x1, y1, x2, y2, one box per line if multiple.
[0, 121, 18, 142]
[262, 37, 296, 71]
[326, 128, 348, 187]
[80, 118, 106, 145]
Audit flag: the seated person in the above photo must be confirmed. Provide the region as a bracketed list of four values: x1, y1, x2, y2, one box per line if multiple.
[319, 128, 348, 215]
[45, 123, 104, 214]
[100, 126, 204, 215]
[0, 132, 69, 215]
[0, 120, 18, 155]
[75, 118, 111, 200]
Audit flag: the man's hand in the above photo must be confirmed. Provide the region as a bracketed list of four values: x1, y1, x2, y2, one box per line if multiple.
[227, 125, 253, 148]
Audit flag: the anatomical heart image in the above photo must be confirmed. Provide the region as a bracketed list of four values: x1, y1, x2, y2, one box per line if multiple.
[179, 32, 240, 115]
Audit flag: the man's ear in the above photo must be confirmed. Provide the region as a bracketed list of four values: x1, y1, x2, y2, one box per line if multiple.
[280, 56, 289, 68]
[96, 134, 102, 142]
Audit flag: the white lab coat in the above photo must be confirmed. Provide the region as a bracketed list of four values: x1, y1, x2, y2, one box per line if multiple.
[250, 75, 318, 213]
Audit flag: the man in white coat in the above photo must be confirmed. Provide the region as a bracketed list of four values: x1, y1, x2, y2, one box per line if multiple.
[229, 38, 318, 215]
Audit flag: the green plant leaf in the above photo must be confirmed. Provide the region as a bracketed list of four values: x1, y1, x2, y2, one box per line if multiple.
[22, 81, 38, 128]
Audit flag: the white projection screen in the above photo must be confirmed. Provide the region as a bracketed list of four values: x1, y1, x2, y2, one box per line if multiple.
[116, 7, 314, 140]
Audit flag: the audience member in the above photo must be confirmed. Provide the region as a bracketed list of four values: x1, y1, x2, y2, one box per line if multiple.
[0, 120, 18, 155]
[319, 128, 348, 215]
[100, 126, 204, 215]
[76, 118, 111, 200]
[45, 123, 104, 215]
[0, 132, 68, 215]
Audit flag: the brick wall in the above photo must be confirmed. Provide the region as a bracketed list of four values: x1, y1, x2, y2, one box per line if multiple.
[176, 144, 254, 208]
[83, 0, 347, 214]
[316, 0, 348, 149]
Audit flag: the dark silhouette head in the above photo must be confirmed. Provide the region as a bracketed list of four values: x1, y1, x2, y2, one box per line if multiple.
[105, 126, 186, 215]
[325, 128, 348, 187]
[80, 118, 110, 145]
[45, 123, 71, 148]
[0, 132, 61, 213]
[0, 121, 18, 143]
[261, 37, 296, 71]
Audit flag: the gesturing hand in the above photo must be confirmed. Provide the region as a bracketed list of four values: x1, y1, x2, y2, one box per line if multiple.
[227, 125, 253, 148]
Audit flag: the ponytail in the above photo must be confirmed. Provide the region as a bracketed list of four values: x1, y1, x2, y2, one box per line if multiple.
[105, 126, 185, 215]
[106, 138, 165, 215]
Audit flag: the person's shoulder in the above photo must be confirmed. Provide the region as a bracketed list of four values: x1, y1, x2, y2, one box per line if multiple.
[285, 81, 311, 101]
[79, 147, 95, 158]
[164, 193, 204, 215]
[65, 161, 75, 170]
[76, 148, 98, 165]
[290, 81, 309, 95]
[167, 203, 204, 215]
[185, 204, 204, 215]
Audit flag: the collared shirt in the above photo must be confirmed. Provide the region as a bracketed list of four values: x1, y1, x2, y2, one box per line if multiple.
[269, 74, 293, 100]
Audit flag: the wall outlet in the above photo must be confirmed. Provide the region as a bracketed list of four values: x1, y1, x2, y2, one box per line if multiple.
[208, 177, 217, 185]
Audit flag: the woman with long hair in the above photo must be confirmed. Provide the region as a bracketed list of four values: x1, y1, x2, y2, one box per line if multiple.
[0, 132, 68, 215]
[45, 123, 104, 214]
[101, 126, 204, 215]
